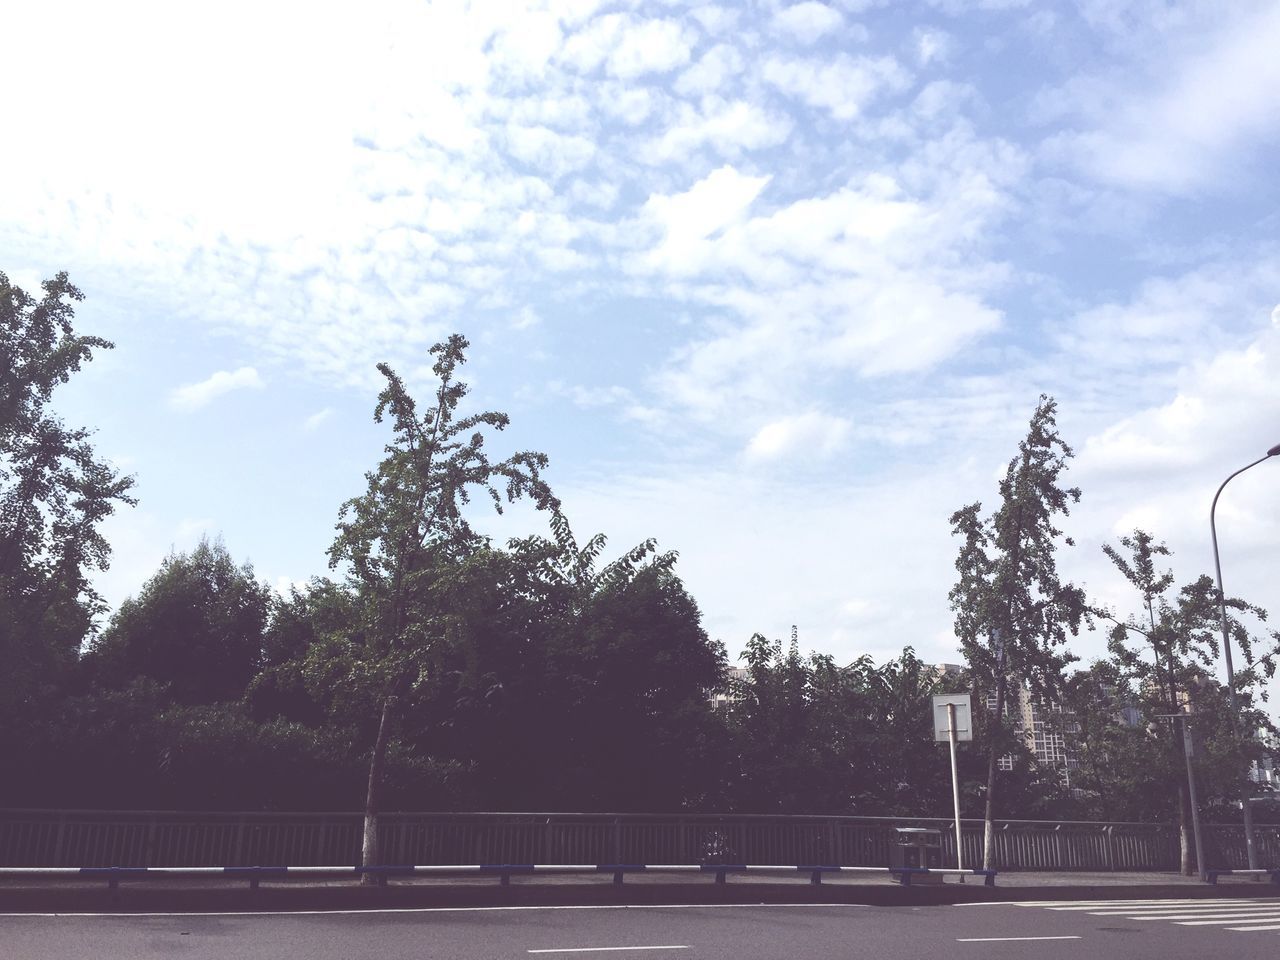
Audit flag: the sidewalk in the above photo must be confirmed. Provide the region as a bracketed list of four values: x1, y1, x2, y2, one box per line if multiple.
[2, 869, 1277, 913]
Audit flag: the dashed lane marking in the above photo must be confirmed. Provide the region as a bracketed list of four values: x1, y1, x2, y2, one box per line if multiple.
[528, 947, 690, 954]
[957, 936, 1082, 942]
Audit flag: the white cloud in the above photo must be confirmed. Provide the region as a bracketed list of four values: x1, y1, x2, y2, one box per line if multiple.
[170, 367, 264, 411]
[642, 99, 792, 165]
[505, 125, 597, 177]
[303, 408, 334, 432]
[607, 17, 694, 78]
[550, 466, 970, 667]
[745, 411, 851, 461]
[512, 306, 542, 330]
[1054, 257, 1280, 378]
[914, 28, 953, 66]
[772, 3, 844, 45]
[691, 6, 741, 35]
[1063, 315, 1280, 673]
[674, 44, 745, 96]
[1045, 4, 1280, 193]
[638, 166, 772, 275]
[762, 53, 911, 119]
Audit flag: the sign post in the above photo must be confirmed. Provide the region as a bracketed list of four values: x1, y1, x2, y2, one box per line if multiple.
[932, 693, 972, 872]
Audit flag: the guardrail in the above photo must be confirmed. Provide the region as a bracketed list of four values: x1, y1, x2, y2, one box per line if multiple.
[2, 810, 1275, 871]
[0, 863, 998, 889]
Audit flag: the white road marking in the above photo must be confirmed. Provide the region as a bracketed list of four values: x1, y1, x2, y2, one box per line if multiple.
[959, 899, 1263, 909]
[1081, 903, 1274, 914]
[528, 948, 689, 954]
[957, 936, 1082, 942]
[1122, 910, 1280, 920]
[1042, 899, 1269, 909]
[0, 902, 867, 920]
[1006, 898, 1280, 933]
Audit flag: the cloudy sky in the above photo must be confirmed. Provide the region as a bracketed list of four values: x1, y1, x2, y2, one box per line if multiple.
[3, 0, 1279, 695]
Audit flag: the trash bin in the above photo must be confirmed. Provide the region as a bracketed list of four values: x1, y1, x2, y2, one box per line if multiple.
[889, 827, 942, 882]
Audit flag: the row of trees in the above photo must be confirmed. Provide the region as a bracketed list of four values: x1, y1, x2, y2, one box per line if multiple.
[2, 271, 1277, 880]
[950, 396, 1280, 871]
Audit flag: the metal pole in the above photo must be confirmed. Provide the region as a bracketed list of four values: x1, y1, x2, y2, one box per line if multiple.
[948, 703, 963, 872]
[1209, 447, 1278, 872]
[1180, 716, 1208, 883]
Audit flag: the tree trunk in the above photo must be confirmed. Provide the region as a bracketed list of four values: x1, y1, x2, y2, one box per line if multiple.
[982, 676, 1007, 871]
[1176, 779, 1193, 875]
[361, 694, 396, 885]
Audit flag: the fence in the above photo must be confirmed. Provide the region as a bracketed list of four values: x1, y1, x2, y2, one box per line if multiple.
[2, 810, 1277, 871]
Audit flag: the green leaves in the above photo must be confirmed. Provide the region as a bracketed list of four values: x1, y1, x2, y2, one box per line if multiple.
[948, 396, 1087, 863]
[0, 271, 135, 706]
[83, 538, 272, 704]
[949, 395, 1085, 700]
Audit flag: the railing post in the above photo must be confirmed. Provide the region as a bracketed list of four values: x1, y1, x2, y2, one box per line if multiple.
[52, 814, 68, 867]
[1103, 825, 1115, 871]
[144, 817, 158, 868]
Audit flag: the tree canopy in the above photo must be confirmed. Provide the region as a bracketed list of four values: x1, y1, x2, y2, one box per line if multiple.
[0, 271, 135, 710]
[949, 395, 1088, 868]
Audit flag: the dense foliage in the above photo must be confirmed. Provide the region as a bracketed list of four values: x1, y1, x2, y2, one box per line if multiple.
[2, 272, 1277, 843]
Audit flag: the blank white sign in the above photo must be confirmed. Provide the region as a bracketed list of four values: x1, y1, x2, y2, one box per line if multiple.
[932, 693, 973, 742]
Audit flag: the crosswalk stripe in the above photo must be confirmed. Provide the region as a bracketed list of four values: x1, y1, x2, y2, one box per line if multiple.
[1080, 911, 1280, 921]
[1128, 911, 1280, 921]
[1015, 898, 1280, 934]
[1024, 901, 1264, 911]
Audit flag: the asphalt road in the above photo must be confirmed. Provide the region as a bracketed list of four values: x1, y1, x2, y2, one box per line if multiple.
[6, 897, 1280, 960]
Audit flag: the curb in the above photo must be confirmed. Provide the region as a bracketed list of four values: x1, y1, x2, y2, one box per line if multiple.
[2, 879, 1278, 914]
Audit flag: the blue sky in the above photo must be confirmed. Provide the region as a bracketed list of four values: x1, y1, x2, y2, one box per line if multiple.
[3, 0, 1279, 690]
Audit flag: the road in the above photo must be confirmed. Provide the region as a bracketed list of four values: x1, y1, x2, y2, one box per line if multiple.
[6, 897, 1280, 959]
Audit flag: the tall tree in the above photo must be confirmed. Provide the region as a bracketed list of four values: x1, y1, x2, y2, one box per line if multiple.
[1093, 530, 1280, 871]
[949, 395, 1087, 869]
[83, 537, 272, 704]
[317, 334, 556, 878]
[0, 271, 135, 707]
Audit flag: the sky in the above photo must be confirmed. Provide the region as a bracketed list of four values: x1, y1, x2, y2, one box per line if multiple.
[2, 0, 1279, 698]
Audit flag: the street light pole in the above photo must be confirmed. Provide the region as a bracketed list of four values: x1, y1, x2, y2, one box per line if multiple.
[1209, 442, 1280, 872]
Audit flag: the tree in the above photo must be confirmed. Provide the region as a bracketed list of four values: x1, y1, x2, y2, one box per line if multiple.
[949, 395, 1087, 869]
[1090, 530, 1280, 871]
[316, 334, 556, 877]
[729, 628, 836, 812]
[495, 511, 727, 809]
[0, 271, 135, 708]
[247, 578, 361, 725]
[845, 649, 978, 816]
[83, 536, 272, 704]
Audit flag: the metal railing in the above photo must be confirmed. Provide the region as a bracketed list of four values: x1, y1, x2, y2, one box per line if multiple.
[2, 810, 1276, 871]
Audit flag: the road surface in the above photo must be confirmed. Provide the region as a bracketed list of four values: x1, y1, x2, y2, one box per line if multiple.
[7, 897, 1280, 959]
